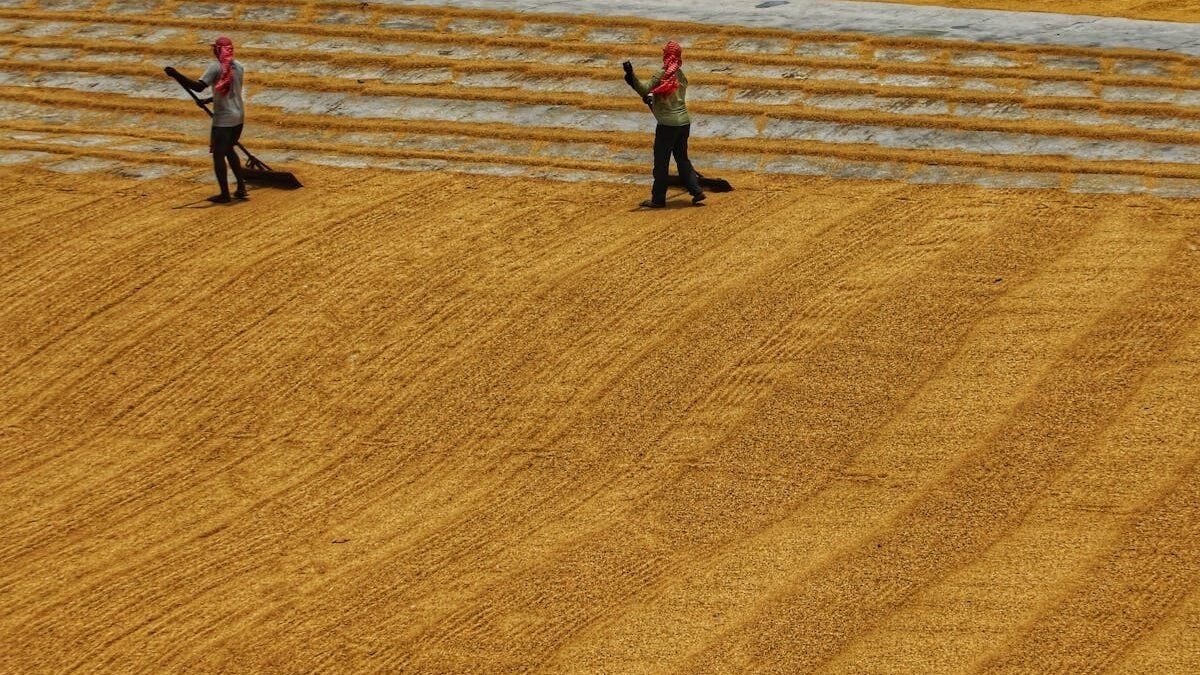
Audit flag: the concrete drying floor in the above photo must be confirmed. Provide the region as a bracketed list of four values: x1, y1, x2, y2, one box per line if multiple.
[860, 0, 1200, 23]
[6, 1, 1200, 196]
[410, 0, 1200, 54]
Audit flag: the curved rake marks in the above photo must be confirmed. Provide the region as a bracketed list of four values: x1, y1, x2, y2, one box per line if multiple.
[680, 229, 1200, 673]
[376, 189, 1088, 672]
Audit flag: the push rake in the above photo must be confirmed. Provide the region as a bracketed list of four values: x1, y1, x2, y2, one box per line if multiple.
[171, 77, 303, 190]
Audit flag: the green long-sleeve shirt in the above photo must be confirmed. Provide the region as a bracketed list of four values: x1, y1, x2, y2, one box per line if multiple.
[630, 69, 691, 127]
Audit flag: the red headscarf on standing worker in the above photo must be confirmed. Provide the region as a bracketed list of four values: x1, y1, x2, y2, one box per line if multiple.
[213, 36, 235, 96]
[649, 41, 682, 96]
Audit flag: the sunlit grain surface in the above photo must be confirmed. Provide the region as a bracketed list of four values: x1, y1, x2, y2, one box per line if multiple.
[1, 164, 1197, 672]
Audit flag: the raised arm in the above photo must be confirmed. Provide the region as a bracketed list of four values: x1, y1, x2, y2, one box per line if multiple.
[622, 61, 659, 105]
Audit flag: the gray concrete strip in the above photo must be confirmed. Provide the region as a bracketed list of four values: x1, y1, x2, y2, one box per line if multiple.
[23, 25, 1198, 114]
[908, 163, 1059, 188]
[1153, 177, 1200, 197]
[9, 69, 1200, 166]
[176, 3, 233, 19]
[1069, 173, 1150, 194]
[0, 149, 54, 164]
[368, 0, 1200, 56]
[108, 2, 162, 14]
[38, 0, 98, 9]
[111, 162, 186, 179]
[242, 6, 299, 22]
[35, 132, 125, 146]
[13, 48, 80, 61]
[11, 53, 1200, 134]
[761, 116, 1200, 164]
[9, 16, 1192, 92]
[17, 20, 75, 37]
[13, 125, 1200, 196]
[43, 156, 121, 173]
[5, 13, 1189, 105]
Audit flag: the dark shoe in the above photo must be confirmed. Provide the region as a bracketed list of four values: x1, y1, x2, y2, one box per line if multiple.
[207, 193, 232, 204]
[234, 187, 248, 200]
[640, 199, 665, 209]
[692, 192, 706, 205]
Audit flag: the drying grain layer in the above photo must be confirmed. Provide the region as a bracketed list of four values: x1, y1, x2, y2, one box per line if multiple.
[2, 164, 1200, 673]
[864, 0, 1200, 23]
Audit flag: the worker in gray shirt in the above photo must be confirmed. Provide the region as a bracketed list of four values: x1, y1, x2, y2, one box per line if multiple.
[166, 36, 246, 203]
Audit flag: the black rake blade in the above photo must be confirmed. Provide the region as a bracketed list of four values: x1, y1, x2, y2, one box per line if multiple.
[243, 168, 303, 189]
[697, 175, 734, 193]
[668, 173, 734, 193]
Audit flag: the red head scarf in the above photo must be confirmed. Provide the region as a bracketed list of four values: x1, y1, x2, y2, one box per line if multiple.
[650, 41, 683, 96]
[212, 36, 235, 96]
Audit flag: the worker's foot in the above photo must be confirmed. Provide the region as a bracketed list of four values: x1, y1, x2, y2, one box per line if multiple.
[640, 199, 665, 209]
[691, 192, 707, 205]
[234, 187, 249, 200]
[207, 193, 232, 204]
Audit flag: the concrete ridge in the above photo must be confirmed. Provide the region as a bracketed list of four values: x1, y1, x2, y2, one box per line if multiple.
[11, 123, 1200, 199]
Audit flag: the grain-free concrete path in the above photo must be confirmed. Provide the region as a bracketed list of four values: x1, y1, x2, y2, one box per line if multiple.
[379, 0, 1200, 55]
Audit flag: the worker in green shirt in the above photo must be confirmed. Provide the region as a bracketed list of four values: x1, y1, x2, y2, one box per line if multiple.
[624, 41, 706, 209]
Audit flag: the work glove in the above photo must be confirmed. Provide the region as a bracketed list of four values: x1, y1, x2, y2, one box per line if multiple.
[623, 61, 638, 88]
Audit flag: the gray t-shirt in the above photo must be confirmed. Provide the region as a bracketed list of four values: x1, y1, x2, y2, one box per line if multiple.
[201, 61, 244, 127]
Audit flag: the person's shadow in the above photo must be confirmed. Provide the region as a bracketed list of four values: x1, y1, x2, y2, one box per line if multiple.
[629, 202, 704, 212]
[173, 199, 221, 209]
[628, 190, 706, 212]
[172, 196, 248, 209]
